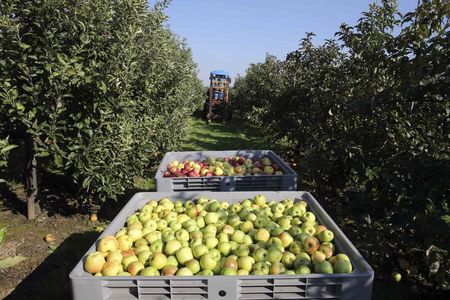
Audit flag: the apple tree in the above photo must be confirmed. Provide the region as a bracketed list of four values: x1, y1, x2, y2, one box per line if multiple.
[234, 0, 449, 292]
[0, 0, 203, 217]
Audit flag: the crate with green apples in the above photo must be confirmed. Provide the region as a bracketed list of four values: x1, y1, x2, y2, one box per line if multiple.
[84, 195, 352, 276]
[70, 192, 373, 300]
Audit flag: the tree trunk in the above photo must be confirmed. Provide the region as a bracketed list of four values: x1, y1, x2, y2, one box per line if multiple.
[25, 136, 38, 220]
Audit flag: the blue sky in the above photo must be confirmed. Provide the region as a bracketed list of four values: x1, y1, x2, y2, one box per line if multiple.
[164, 0, 418, 84]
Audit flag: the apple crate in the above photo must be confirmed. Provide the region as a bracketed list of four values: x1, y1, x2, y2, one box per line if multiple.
[154, 150, 298, 192]
[70, 191, 374, 300]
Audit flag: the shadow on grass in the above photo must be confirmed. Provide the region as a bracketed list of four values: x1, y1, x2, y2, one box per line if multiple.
[5, 231, 100, 300]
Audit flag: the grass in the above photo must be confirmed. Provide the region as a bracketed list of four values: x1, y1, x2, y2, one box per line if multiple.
[181, 115, 274, 151]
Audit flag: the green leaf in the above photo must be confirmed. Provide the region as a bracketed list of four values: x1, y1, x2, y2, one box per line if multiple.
[0, 145, 17, 153]
[19, 43, 31, 49]
[0, 256, 27, 269]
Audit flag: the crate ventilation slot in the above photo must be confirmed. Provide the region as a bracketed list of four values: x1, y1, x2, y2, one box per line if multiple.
[239, 278, 343, 299]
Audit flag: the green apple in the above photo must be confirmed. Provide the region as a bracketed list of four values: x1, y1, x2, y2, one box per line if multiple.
[169, 221, 182, 232]
[231, 230, 245, 244]
[209, 249, 221, 261]
[253, 247, 268, 262]
[238, 256, 255, 272]
[270, 262, 285, 275]
[221, 267, 237, 275]
[200, 253, 217, 270]
[134, 238, 149, 248]
[289, 241, 303, 255]
[175, 229, 189, 242]
[114, 228, 127, 239]
[253, 262, 270, 275]
[127, 261, 145, 275]
[193, 244, 209, 259]
[205, 212, 219, 224]
[217, 232, 229, 243]
[223, 257, 239, 271]
[237, 269, 249, 275]
[319, 244, 333, 258]
[318, 230, 334, 243]
[137, 250, 151, 265]
[166, 255, 179, 267]
[240, 221, 254, 233]
[198, 269, 214, 276]
[117, 271, 131, 276]
[253, 194, 266, 207]
[234, 244, 250, 257]
[266, 237, 283, 250]
[334, 259, 353, 273]
[84, 251, 106, 274]
[335, 253, 350, 262]
[106, 250, 123, 264]
[267, 246, 283, 264]
[176, 247, 194, 265]
[301, 212, 316, 223]
[140, 266, 160, 276]
[297, 232, 311, 243]
[149, 240, 163, 253]
[145, 231, 162, 244]
[296, 265, 311, 274]
[156, 219, 167, 231]
[246, 213, 257, 222]
[98, 236, 119, 254]
[144, 219, 157, 231]
[277, 216, 291, 230]
[391, 271, 402, 282]
[190, 230, 203, 241]
[164, 240, 182, 256]
[150, 253, 167, 270]
[176, 267, 193, 276]
[294, 252, 311, 268]
[217, 242, 231, 256]
[185, 259, 201, 274]
[161, 231, 175, 243]
[313, 261, 333, 274]
[311, 251, 326, 263]
[288, 225, 302, 238]
[281, 251, 296, 269]
[254, 228, 270, 242]
[121, 254, 138, 270]
[205, 237, 219, 249]
[272, 203, 285, 214]
[117, 235, 133, 251]
[279, 231, 294, 248]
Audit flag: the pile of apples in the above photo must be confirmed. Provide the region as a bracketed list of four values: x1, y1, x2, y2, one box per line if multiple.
[162, 156, 285, 177]
[84, 195, 353, 276]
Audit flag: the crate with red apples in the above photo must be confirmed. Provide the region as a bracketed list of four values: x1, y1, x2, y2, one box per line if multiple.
[163, 156, 284, 178]
[154, 150, 297, 192]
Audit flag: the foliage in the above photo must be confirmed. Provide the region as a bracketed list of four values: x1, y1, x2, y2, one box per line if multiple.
[234, 0, 449, 293]
[0, 138, 16, 183]
[0, 0, 203, 203]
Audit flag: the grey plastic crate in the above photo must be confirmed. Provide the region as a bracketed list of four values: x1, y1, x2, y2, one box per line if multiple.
[70, 191, 373, 300]
[155, 150, 297, 192]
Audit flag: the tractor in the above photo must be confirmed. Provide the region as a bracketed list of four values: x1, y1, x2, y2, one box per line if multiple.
[203, 70, 232, 122]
